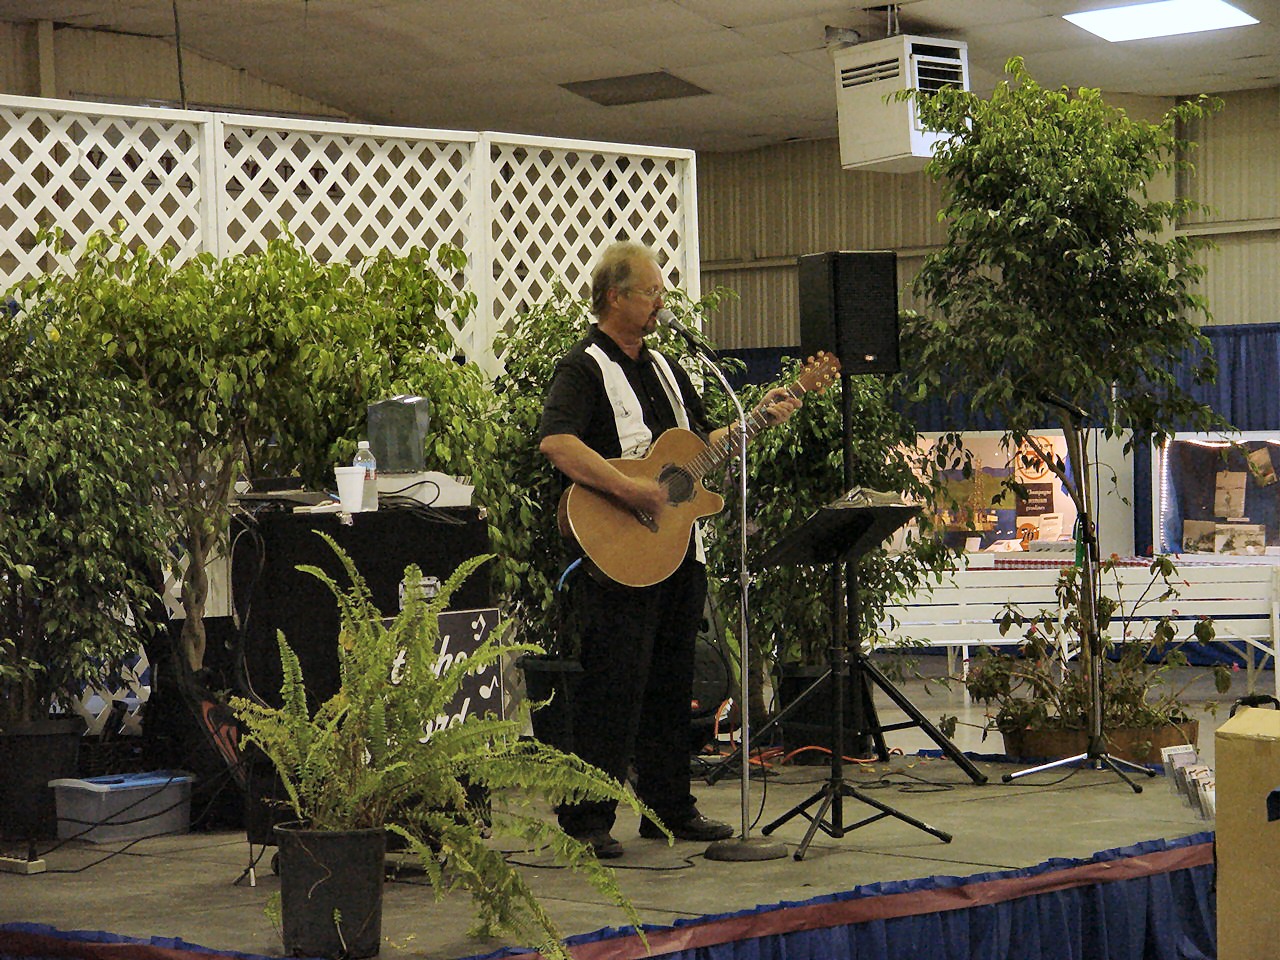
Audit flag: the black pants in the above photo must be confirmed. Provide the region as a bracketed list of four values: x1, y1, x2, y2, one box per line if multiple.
[557, 554, 706, 836]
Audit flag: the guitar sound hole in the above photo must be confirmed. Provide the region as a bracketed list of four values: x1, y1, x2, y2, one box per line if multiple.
[659, 465, 695, 504]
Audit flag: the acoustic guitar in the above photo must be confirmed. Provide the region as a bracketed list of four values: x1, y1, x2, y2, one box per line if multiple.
[557, 352, 841, 587]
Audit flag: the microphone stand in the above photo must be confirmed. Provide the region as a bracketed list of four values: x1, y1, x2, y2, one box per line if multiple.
[666, 321, 786, 862]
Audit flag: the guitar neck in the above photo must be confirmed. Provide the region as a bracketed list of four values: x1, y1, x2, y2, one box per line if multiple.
[687, 379, 810, 482]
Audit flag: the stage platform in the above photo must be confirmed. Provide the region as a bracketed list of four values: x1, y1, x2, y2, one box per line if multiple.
[0, 661, 1237, 960]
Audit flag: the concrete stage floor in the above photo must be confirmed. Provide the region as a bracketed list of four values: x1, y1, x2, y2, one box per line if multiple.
[0, 659, 1239, 960]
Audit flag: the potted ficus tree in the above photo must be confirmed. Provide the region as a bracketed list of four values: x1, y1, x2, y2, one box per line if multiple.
[897, 58, 1232, 758]
[16, 229, 494, 685]
[957, 554, 1231, 761]
[0, 307, 175, 838]
[231, 536, 652, 960]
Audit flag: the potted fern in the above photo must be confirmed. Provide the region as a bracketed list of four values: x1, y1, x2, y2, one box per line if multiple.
[231, 535, 651, 959]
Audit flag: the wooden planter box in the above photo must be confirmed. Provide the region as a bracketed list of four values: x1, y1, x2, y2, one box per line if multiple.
[1002, 720, 1198, 764]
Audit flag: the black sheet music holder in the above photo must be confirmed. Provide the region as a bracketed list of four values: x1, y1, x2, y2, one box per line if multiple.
[756, 496, 968, 859]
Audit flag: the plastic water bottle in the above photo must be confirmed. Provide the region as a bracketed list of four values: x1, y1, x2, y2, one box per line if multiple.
[353, 440, 378, 512]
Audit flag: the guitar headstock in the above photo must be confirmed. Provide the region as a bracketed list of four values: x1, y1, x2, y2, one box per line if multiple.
[797, 351, 842, 394]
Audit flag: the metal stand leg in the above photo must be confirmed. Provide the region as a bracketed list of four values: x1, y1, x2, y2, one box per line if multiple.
[1002, 410, 1157, 793]
[759, 567, 952, 859]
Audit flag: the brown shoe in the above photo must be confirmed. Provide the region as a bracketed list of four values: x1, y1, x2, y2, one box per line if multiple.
[640, 812, 734, 842]
[571, 829, 624, 858]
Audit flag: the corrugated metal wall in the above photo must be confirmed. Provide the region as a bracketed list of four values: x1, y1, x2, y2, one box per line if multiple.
[0, 21, 344, 118]
[1179, 87, 1280, 327]
[699, 138, 943, 348]
[700, 88, 1280, 348]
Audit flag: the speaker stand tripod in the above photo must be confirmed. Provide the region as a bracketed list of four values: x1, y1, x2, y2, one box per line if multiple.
[752, 499, 957, 859]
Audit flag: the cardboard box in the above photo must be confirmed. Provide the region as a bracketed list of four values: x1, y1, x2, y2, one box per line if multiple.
[48, 770, 194, 844]
[1216, 708, 1280, 960]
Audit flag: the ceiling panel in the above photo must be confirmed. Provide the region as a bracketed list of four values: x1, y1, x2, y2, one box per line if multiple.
[0, 0, 1274, 152]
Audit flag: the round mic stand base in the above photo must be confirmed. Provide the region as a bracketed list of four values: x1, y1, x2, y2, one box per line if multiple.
[704, 835, 788, 862]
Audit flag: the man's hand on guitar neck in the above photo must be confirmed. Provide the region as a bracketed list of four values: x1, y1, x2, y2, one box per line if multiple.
[756, 386, 802, 426]
[712, 386, 803, 447]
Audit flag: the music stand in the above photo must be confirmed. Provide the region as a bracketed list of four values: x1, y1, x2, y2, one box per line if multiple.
[756, 499, 954, 859]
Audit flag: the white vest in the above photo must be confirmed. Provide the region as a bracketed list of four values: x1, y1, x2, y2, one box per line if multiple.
[584, 342, 705, 564]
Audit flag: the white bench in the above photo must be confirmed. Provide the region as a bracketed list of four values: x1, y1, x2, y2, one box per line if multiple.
[881, 558, 1280, 698]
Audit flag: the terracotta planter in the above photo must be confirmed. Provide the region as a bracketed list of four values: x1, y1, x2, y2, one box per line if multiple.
[1002, 720, 1198, 764]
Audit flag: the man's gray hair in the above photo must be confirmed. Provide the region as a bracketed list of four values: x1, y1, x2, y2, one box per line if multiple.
[590, 241, 658, 318]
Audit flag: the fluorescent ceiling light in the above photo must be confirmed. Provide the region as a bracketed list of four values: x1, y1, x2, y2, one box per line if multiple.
[1064, 0, 1258, 42]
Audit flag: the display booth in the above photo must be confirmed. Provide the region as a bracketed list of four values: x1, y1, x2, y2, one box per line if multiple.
[1155, 432, 1280, 559]
[916, 430, 1134, 558]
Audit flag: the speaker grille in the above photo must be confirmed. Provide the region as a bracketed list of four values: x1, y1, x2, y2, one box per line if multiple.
[798, 251, 899, 375]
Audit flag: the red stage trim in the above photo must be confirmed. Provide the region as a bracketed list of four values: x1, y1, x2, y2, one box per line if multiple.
[0, 930, 248, 960]
[564, 840, 1214, 960]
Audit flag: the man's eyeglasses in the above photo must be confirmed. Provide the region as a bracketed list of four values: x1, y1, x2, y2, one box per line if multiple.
[627, 285, 666, 300]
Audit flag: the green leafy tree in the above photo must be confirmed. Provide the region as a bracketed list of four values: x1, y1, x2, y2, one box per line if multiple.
[14, 231, 490, 677]
[703, 363, 951, 717]
[0, 309, 175, 727]
[899, 59, 1232, 735]
[902, 58, 1229, 485]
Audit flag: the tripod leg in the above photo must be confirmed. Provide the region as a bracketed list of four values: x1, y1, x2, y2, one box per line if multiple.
[858, 654, 988, 784]
[1096, 754, 1147, 794]
[792, 787, 838, 861]
[704, 667, 834, 785]
[1101, 753, 1159, 780]
[1002, 752, 1089, 783]
[840, 783, 952, 843]
[761, 786, 828, 836]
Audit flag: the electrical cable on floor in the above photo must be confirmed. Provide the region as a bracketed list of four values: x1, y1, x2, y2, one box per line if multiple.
[15, 770, 205, 871]
[498, 848, 700, 873]
[42, 832, 175, 875]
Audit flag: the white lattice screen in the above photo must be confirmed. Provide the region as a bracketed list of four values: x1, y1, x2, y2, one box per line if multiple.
[0, 95, 699, 373]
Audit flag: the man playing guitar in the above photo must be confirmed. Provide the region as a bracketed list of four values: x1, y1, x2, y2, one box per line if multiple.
[539, 240, 799, 858]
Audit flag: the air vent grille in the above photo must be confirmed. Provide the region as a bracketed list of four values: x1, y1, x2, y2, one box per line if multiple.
[914, 56, 965, 94]
[839, 57, 900, 90]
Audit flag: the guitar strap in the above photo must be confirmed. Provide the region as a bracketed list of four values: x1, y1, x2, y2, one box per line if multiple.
[584, 343, 706, 565]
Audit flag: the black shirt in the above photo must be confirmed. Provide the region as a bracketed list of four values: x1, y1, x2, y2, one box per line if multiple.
[539, 326, 712, 463]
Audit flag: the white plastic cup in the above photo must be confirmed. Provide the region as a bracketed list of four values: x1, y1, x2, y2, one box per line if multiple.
[334, 465, 366, 514]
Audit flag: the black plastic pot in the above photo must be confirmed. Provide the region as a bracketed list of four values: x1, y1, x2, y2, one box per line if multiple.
[275, 822, 386, 958]
[517, 655, 583, 753]
[0, 717, 84, 840]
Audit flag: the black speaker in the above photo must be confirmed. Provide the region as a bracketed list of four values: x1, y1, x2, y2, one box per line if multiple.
[798, 251, 899, 374]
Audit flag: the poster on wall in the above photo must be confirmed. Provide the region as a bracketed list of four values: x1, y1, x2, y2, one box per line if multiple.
[920, 433, 1076, 552]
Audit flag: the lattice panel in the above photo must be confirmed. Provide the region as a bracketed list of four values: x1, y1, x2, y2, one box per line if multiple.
[217, 120, 487, 360]
[0, 101, 206, 287]
[486, 138, 697, 365]
[0, 96, 698, 374]
[217, 122, 476, 262]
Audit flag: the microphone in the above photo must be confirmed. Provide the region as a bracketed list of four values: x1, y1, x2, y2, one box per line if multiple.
[657, 308, 715, 356]
[1039, 390, 1090, 422]
[656, 307, 693, 339]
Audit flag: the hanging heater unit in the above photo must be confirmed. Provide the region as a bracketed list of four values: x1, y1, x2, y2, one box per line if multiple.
[834, 34, 968, 173]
